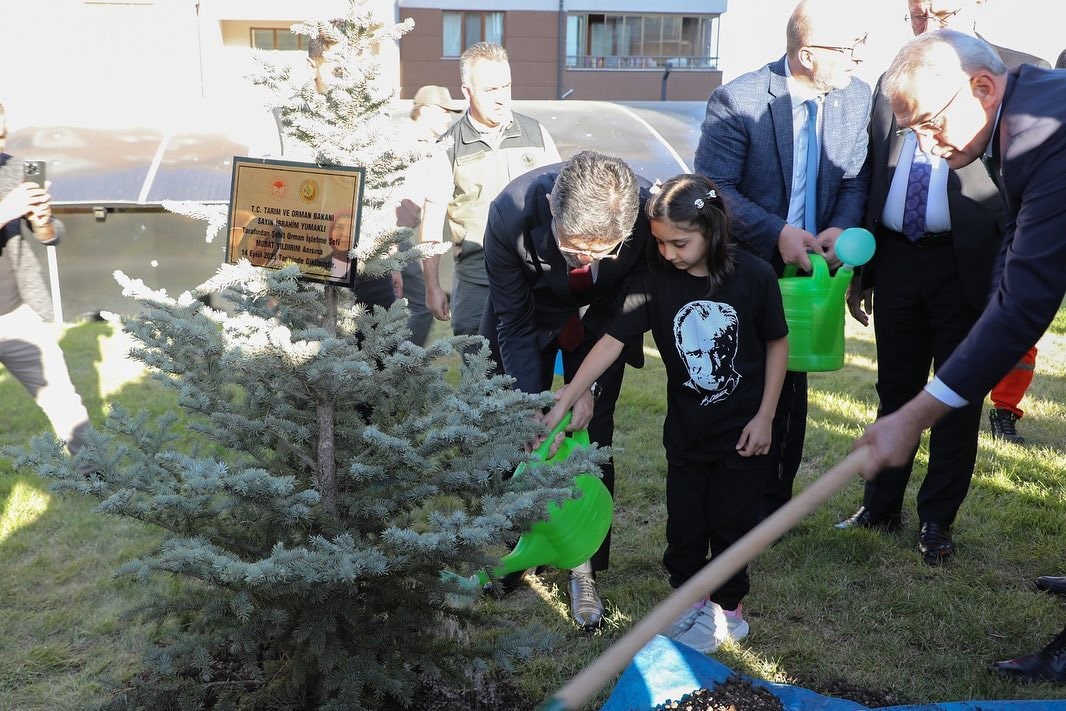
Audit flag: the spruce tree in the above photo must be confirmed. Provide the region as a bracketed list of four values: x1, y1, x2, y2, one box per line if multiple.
[6, 2, 602, 707]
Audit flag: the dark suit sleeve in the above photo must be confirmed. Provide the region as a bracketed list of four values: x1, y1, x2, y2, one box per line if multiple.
[483, 201, 543, 394]
[937, 115, 1066, 401]
[694, 85, 787, 261]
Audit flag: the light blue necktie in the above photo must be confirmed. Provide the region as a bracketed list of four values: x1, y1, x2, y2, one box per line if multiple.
[804, 99, 820, 234]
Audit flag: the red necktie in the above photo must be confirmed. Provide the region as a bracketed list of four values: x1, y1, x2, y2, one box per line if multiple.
[568, 263, 593, 294]
[558, 264, 593, 351]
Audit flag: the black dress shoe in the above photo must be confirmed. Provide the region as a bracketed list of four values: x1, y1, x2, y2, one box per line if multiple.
[835, 506, 902, 533]
[991, 626, 1066, 682]
[918, 522, 954, 565]
[1036, 576, 1066, 596]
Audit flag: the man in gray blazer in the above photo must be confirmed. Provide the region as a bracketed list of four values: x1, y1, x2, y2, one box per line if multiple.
[694, 0, 871, 518]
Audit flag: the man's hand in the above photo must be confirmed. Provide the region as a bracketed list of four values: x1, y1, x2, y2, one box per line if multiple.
[814, 227, 843, 270]
[853, 391, 951, 480]
[426, 282, 451, 321]
[0, 181, 51, 227]
[778, 225, 817, 271]
[846, 283, 872, 326]
[391, 271, 404, 299]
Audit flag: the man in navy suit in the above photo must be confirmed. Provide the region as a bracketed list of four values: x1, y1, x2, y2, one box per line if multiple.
[479, 150, 653, 630]
[694, 0, 871, 517]
[837, 0, 1050, 565]
[857, 29, 1066, 683]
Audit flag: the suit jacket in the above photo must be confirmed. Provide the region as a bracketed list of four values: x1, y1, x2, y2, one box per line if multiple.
[862, 80, 1003, 310]
[861, 42, 1048, 310]
[693, 56, 871, 269]
[481, 163, 652, 394]
[938, 65, 1066, 401]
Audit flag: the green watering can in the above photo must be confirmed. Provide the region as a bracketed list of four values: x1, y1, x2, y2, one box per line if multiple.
[779, 227, 875, 372]
[478, 412, 614, 585]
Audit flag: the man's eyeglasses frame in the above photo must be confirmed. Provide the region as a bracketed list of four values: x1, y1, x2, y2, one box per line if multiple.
[806, 32, 869, 60]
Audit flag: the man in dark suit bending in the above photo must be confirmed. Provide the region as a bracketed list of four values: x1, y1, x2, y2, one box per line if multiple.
[479, 150, 652, 630]
[856, 28, 1066, 683]
[836, 0, 1050, 565]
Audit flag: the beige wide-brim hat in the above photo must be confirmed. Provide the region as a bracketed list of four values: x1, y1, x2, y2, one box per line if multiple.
[412, 85, 466, 112]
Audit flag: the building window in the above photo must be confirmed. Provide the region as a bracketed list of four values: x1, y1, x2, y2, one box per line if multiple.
[251, 27, 307, 51]
[566, 13, 720, 70]
[442, 11, 503, 57]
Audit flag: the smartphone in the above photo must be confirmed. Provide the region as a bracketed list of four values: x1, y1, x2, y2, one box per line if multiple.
[23, 160, 46, 187]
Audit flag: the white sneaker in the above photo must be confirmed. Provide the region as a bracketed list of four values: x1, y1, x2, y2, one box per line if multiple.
[673, 601, 728, 653]
[723, 603, 749, 642]
[665, 603, 704, 639]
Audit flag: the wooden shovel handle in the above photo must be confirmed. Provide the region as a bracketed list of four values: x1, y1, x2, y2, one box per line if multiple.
[540, 446, 870, 711]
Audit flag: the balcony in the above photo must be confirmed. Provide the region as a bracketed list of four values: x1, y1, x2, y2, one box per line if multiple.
[566, 55, 718, 70]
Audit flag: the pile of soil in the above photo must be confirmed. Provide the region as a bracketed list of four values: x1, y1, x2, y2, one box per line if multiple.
[652, 676, 785, 711]
[814, 678, 904, 708]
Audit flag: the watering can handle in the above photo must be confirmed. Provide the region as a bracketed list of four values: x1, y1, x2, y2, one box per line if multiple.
[781, 252, 829, 280]
[532, 411, 574, 460]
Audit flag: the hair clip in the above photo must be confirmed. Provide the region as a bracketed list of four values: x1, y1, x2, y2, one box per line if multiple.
[707, 189, 717, 199]
[694, 198, 705, 209]
[649, 179, 663, 195]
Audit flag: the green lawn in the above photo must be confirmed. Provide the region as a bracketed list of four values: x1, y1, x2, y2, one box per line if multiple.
[2, 314, 1066, 709]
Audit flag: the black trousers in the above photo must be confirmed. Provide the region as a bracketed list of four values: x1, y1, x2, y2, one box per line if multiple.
[664, 453, 769, 610]
[863, 232, 983, 524]
[761, 369, 807, 517]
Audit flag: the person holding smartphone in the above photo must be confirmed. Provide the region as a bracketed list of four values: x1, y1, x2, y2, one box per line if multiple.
[0, 102, 91, 458]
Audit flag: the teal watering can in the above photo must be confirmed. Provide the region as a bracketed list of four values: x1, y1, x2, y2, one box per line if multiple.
[779, 227, 875, 372]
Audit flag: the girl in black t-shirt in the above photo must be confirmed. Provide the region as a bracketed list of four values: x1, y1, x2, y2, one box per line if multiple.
[543, 174, 788, 653]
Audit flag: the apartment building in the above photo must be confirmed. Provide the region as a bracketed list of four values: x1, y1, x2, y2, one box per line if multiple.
[397, 1, 726, 101]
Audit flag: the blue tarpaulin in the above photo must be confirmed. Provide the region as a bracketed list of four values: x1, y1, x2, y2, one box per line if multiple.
[602, 635, 1066, 711]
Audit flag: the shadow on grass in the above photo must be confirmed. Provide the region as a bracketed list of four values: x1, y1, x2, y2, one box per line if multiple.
[0, 321, 172, 710]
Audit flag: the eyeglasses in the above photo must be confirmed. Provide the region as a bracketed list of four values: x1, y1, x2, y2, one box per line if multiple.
[894, 81, 967, 138]
[904, 8, 963, 28]
[554, 225, 624, 261]
[806, 32, 868, 60]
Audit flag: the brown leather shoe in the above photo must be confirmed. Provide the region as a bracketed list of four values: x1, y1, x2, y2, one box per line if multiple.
[991, 627, 1066, 682]
[918, 522, 954, 565]
[835, 506, 902, 533]
[1036, 576, 1066, 596]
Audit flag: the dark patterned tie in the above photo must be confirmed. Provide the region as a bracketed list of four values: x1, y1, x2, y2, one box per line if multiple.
[804, 99, 820, 234]
[902, 150, 931, 242]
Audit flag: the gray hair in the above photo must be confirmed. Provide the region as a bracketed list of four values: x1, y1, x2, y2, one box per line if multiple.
[460, 42, 509, 86]
[551, 151, 639, 247]
[882, 29, 1006, 100]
